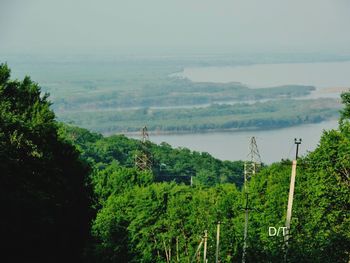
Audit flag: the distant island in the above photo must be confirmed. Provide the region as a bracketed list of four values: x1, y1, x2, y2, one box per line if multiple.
[59, 97, 341, 134]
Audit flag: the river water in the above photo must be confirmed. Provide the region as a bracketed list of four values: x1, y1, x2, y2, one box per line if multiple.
[148, 120, 338, 164]
[175, 61, 350, 89]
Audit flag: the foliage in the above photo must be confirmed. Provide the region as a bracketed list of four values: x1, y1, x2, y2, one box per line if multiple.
[91, 182, 243, 263]
[340, 91, 350, 122]
[58, 98, 340, 134]
[88, 92, 350, 262]
[59, 125, 245, 187]
[0, 63, 91, 262]
[2, 62, 349, 262]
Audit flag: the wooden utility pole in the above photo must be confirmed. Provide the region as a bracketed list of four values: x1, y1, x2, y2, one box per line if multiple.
[203, 230, 208, 263]
[285, 160, 297, 241]
[216, 222, 221, 263]
[284, 138, 302, 261]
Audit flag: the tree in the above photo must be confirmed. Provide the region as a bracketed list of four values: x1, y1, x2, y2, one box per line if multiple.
[0, 63, 91, 262]
[340, 91, 350, 123]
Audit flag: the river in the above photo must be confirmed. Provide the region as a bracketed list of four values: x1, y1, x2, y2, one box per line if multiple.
[147, 120, 338, 164]
[175, 61, 350, 89]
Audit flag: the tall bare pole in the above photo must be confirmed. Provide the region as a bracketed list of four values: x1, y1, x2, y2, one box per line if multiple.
[215, 222, 221, 263]
[285, 160, 297, 242]
[203, 230, 208, 263]
[284, 138, 302, 261]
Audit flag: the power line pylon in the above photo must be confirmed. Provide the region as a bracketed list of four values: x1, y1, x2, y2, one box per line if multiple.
[135, 126, 152, 171]
[244, 136, 262, 187]
[242, 136, 261, 263]
[141, 125, 149, 143]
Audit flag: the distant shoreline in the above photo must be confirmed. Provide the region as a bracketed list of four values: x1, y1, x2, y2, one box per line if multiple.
[107, 117, 339, 137]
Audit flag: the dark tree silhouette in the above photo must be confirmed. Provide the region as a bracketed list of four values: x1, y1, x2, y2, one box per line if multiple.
[0, 63, 91, 263]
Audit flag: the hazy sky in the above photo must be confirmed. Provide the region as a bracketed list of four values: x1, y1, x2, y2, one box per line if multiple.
[1, 0, 350, 54]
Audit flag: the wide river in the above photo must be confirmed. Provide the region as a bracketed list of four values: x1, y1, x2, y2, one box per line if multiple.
[149, 120, 338, 164]
[147, 61, 349, 163]
[175, 61, 350, 89]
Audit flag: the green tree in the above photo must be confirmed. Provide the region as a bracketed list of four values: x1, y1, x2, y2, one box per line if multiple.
[340, 91, 350, 123]
[0, 63, 91, 262]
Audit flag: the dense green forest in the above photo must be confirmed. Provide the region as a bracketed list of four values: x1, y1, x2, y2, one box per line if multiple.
[0, 64, 92, 262]
[53, 79, 316, 111]
[59, 98, 340, 134]
[1, 63, 349, 262]
[58, 124, 244, 186]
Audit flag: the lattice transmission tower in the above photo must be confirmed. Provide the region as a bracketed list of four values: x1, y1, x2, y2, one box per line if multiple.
[242, 136, 262, 263]
[134, 126, 152, 171]
[244, 136, 262, 187]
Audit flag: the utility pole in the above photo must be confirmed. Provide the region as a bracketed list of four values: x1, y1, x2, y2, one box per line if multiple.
[294, 138, 302, 160]
[203, 230, 208, 263]
[216, 221, 221, 263]
[135, 126, 152, 171]
[284, 138, 302, 261]
[242, 137, 261, 263]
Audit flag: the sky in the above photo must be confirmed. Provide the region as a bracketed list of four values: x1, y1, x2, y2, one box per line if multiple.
[1, 0, 350, 55]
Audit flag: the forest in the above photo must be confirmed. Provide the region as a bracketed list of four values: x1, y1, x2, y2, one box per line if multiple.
[59, 98, 340, 134]
[1, 63, 349, 262]
[53, 80, 316, 111]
